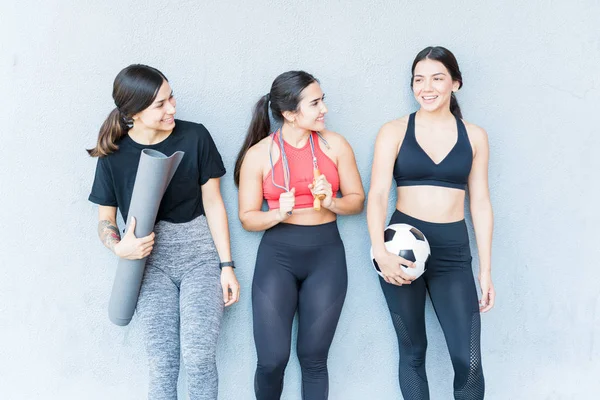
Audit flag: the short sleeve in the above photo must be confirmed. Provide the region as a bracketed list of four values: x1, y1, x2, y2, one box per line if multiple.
[88, 156, 118, 206]
[198, 125, 226, 185]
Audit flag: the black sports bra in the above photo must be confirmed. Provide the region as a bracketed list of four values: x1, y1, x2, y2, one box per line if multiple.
[393, 112, 473, 190]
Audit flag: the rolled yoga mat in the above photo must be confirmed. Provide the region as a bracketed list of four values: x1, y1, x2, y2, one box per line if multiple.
[108, 148, 184, 326]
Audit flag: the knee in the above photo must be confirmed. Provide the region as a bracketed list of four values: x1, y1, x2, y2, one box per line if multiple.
[148, 354, 180, 382]
[408, 345, 427, 368]
[182, 347, 216, 376]
[298, 354, 328, 378]
[396, 336, 427, 369]
[257, 355, 289, 380]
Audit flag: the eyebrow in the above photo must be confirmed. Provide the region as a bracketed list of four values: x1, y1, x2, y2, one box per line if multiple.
[154, 91, 174, 104]
[310, 94, 324, 104]
[414, 73, 446, 78]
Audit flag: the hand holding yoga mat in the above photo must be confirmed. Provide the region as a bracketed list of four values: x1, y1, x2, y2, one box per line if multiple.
[108, 149, 184, 326]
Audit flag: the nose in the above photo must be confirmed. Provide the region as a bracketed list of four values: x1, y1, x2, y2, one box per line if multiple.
[321, 101, 328, 114]
[166, 102, 176, 114]
[423, 79, 433, 91]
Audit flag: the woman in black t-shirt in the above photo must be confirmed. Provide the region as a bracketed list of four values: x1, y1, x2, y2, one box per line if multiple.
[88, 64, 239, 400]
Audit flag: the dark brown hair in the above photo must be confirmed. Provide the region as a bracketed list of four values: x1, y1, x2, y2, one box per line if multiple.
[233, 71, 318, 186]
[411, 46, 463, 118]
[87, 64, 167, 157]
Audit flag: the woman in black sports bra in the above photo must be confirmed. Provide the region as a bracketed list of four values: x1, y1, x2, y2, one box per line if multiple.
[367, 46, 495, 400]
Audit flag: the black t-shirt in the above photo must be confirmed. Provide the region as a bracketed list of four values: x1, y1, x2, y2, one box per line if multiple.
[89, 120, 226, 224]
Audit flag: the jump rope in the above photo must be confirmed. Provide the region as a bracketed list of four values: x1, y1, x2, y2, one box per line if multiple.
[268, 127, 330, 215]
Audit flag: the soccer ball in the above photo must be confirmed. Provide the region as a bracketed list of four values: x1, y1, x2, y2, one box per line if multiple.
[370, 223, 430, 280]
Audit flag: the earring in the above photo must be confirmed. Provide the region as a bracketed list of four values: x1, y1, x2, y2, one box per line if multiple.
[291, 120, 295, 128]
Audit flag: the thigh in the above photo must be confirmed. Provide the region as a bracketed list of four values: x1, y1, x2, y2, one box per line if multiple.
[252, 241, 299, 358]
[179, 262, 223, 359]
[379, 273, 428, 346]
[297, 243, 348, 353]
[136, 266, 180, 360]
[426, 246, 480, 358]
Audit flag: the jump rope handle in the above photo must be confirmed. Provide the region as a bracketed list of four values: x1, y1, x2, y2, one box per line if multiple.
[313, 169, 326, 211]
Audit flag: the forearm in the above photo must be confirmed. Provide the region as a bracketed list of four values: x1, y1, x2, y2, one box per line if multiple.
[203, 199, 232, 262]
[239, 209, 282, 232]
[98, 219, 121, 254]
[325, 193, 364, 215]
[470, 199, 494, 273]
[367, 191, 389, 257]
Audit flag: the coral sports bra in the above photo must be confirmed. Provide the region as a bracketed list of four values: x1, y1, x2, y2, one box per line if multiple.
[263, 130, 339, 209]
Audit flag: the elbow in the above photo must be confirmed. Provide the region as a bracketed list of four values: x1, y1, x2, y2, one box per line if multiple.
[367, 189, 385, 203]
[238, 212, 255, 232]
[355, 194, 366, 214]
[339, 193, 364, 215]
[470, 197, 493, 215]
[202, 197, 221, 213]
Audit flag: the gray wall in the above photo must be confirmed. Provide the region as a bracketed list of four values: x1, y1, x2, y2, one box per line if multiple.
[1, 0, 599, 399]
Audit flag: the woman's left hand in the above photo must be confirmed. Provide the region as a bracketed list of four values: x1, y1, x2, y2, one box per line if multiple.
[220, 267, 240, 307]
[478, 271, 495, 313]
[308, 174, 334, 209]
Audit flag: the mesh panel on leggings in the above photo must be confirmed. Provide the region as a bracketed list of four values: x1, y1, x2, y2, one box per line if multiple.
[455, 313, 485, 400]
[391, 312, 429, 400]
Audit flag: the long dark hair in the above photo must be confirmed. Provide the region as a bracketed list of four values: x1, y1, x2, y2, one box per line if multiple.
[411, 46, 463, 119]
[87, 64, 168, 157]
[233, 71, 318, 186]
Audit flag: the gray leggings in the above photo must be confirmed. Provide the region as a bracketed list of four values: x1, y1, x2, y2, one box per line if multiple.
[136, 215, 223, 400]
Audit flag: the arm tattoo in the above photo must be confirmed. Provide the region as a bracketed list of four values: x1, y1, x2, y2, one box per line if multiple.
[98, 220, 121, 252]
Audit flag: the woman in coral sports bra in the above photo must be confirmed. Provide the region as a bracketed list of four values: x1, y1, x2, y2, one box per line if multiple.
[234, 71, 365, 400]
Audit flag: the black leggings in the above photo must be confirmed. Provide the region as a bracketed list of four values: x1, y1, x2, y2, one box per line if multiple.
[252, 221, 347, 400]
[380, 210, 484, 400]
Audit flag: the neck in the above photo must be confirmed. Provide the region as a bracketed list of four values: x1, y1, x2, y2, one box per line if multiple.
[129, 125, 172, 145]
[416, 106, 455, 125]
[280, 123, 311, 148]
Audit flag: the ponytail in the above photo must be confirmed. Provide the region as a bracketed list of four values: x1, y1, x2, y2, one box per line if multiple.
[450, 93, 463, 119]
[87, 108, 131, 157]
[86, 64, 168, 158]
[234, 94, 271, 186]
[233, 70, 318, 186]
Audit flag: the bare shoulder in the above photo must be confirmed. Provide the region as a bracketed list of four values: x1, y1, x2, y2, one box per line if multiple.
[318, 129, 349, 147]
[463, 120, 488, 143]
[377, 115, 410, 143]
[462, 120, 489, 159]
[244, 137, 271, 166]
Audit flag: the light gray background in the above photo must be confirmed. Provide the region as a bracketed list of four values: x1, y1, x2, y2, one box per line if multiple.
[1, 1, 599, 399]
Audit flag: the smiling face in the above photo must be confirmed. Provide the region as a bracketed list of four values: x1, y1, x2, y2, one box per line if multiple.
[132, 80, 177, 132]
[285, 82, 328, 131]
[412, 59, 460, 114]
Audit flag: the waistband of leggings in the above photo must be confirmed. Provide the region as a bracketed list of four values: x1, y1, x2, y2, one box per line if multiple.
[390, 209, 468, 247]
[262, 220, 342, 247]
[391, 209, 465, 227]
[152, 215, 210, 243]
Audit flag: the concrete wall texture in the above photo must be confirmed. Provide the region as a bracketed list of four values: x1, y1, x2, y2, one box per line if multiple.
[1, 0, 599, 399]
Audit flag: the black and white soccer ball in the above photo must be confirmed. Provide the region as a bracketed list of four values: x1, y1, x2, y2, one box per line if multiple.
[370, 223, 430, 279]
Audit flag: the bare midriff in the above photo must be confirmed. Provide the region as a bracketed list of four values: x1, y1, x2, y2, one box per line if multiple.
[279, 206, 337, 226]
[396, 185, 466, 223]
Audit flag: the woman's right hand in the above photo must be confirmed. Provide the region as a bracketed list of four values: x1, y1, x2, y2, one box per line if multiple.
[114, 216, 155, 260]
[374, 250, 416, 286]
[277, 188, 296, 221]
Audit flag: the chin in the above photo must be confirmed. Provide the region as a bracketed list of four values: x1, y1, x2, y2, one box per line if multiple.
[313, 122, 326, 131]
[419, 103, 442, 113]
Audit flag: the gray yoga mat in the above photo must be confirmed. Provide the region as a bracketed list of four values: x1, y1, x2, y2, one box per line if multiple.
[108, 148, 184, 326]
